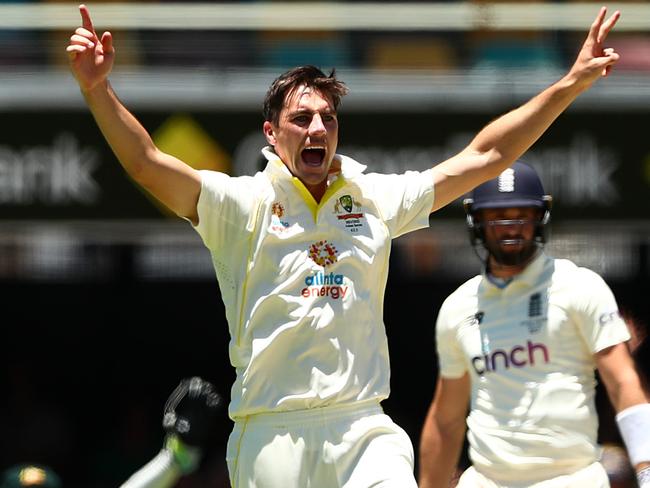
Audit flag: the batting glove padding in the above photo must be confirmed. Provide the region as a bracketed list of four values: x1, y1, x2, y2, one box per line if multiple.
[162, 376, 223, 448]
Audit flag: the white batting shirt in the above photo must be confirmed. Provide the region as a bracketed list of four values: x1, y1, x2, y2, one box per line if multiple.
[193, 147, 435, 420]
[436, 253, 631, 484]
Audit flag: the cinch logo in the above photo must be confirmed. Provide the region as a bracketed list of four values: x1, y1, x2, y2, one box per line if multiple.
[599, 310, 621, 326]
[471, 340, 549, 375]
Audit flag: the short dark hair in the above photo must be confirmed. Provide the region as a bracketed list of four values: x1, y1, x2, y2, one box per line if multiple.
[262, 65, 349, 125]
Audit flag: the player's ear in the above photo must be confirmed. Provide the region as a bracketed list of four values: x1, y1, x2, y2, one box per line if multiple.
[263, 121, 277, 146]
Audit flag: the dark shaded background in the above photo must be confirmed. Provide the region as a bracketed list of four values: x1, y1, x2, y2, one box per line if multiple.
[1, 247, 648, 486]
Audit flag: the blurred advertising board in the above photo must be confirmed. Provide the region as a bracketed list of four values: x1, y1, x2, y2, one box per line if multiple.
[0, 110, 648, 221]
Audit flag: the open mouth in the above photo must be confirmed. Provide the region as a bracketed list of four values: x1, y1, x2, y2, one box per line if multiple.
[301, 148, 326, 167]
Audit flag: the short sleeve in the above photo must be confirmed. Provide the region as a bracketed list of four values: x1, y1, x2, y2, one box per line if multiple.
[570, 267, 630, 353]
[192, 170, 258, 251]
[435, 296, 469, 379]
[365, 169, 435, 238]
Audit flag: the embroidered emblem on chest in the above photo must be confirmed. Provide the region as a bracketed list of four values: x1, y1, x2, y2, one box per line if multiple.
[521, 292, 546, 334]
[308, 240, 338, 267]
[270, 201, 290, 231]
[333, 195, 365, 233]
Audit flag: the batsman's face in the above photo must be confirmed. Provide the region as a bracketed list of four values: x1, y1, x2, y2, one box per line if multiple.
[479, 207, 541, 266]
[263, 85, 339, 201]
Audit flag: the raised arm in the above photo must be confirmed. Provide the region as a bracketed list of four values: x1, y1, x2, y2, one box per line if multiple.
[67, 4, 201, 224]
[430, 6, 620, 212]
[418, 374, 471, 488]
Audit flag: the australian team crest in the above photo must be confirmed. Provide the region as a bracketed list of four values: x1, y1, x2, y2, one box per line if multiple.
[334, 194, 364, 233]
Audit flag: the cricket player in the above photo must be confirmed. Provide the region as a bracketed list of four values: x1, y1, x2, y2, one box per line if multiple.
[418, 162, 650, 488]
[67, 4, 622, 486]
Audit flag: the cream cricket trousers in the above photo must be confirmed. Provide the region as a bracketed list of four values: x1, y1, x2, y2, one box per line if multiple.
[456, 461, 610, 488]
[226, 400, 416, 488]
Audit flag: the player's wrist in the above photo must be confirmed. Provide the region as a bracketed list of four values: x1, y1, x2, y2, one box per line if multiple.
[80, 78, 110, 99]
[165, 434, 202, 474]
[616, 403, 650, 467]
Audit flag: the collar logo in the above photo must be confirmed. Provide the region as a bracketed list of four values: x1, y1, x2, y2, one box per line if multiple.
[308, 240, 338, 267]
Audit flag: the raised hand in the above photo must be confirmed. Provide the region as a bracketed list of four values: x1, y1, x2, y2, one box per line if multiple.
[569, 7, 621, 89]
[66, 4, 115, 93]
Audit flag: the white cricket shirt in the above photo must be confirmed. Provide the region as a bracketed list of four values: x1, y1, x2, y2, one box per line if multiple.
[436, 253, 630, 484]
[193, 147, 435, 420]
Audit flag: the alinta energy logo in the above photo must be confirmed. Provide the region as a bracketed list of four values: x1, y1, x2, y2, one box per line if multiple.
[302, 240, 349, 300]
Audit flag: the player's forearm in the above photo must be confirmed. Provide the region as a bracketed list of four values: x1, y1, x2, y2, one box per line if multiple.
[598, 345, 649, 412]
[82, 79, 160, 184]
[468, 74, 586, 175]
[418, 422, 465, 488]
[119, 449, 182, 488]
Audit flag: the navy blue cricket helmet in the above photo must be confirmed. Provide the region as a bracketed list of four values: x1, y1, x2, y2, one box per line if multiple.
[463, 161, 552, 258]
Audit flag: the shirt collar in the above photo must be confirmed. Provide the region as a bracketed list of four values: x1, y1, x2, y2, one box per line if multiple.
[482, 251, 550, 292]
[261, 146, 367, 180]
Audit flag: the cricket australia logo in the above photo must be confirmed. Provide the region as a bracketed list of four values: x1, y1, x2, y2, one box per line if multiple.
[303, 240, 348, 300]
[270, 201, 290, 232]
[333, 194, 364, 234]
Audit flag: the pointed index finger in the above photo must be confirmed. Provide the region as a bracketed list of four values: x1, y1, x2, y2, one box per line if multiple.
[587, 7, 608, 42]
[79, 4, 96, 35]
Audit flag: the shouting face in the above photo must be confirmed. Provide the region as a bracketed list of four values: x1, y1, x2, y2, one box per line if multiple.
[263, 85, 339, 201]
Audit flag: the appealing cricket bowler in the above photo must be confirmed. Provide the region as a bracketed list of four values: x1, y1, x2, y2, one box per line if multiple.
[67, 3, 624, 486]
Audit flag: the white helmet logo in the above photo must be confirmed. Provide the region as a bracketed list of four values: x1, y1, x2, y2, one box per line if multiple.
[498, 168, 515, 192]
